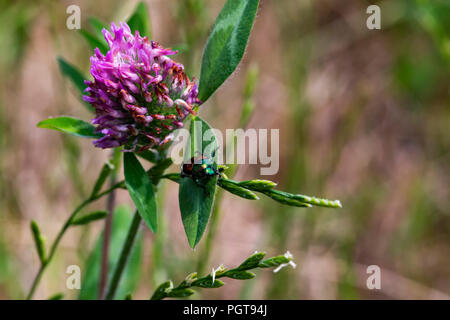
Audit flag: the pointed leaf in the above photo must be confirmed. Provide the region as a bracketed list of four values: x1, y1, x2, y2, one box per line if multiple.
[224, 270, 255, 280]
[192, 278, 224, 288]
[179, 117, 218, 248]
[30, 221, 46, 265]
[88, 17, 107, 36]
[199, 0, 260, 102]
[90, 162, 113, 198]
[57, 57, 93, 112]
[47, 293, 64, 300]
[167, 288, 195, 298]
[79, 29, 108, 54]
[71, 210, 108, 226]
[217, 178, 259, 200]
[124, 153, 157, 232]
[137, 149, 159, 163]
[57, 57, 87, 94]
[238, 252, 266, 270]
[37, 116, 102, 139]
[127, 2, 151, 37]
[150, 280, 172, 300]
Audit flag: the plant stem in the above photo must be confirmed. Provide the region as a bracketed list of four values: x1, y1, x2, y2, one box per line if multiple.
[98, 175, 117, 299]
[104, 155, 168, 300]
[98, 149, 121, 299]
[105, 210, 141, 300]
[25, 183, 124, 300]
[26, 199, 89, 300]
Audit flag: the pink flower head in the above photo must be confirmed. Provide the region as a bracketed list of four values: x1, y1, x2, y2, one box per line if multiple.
[83, 22, 201, 151]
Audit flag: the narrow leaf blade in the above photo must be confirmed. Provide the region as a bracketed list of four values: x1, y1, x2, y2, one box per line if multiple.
[199, 0, 260, 102]
[37, 116, 102, 139]
[71, 210, 108, 226]
[127, 2, 151, 37]
[57, 57, 87, 94]
[79, 29, 108, 54]
[90, 162, 113, 198]
[57, 57, 93, 112]
[88, 17, 107, 36]
[124, 153, 157, 232]
[30, 220, 46, 264]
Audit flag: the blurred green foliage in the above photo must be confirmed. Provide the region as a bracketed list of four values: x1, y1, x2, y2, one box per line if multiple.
[0, 0, 449, 299]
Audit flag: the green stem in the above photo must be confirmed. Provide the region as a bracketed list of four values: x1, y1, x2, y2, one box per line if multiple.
[25, 182, 124, 300]
[98, 150, 121, 299]
[105, 210, 141, 300]
[98, 176, 117, 299]
[104, 156, 168, 300]
[26, 199, 88, 300]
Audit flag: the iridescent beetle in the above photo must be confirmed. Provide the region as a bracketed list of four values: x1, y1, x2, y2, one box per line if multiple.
[181, 148, 225, 188]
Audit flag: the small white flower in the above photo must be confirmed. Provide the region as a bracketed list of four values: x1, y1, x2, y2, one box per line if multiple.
[211, 264, 226, 283]
[163, 280, 174, 293]
[273, 251, 297, 273]
[184, 272, 197, 285]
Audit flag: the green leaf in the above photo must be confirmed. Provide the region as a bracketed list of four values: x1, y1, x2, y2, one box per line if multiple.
[57, 57, 93, 112]
[262, 189, 312, 208]
[147, 158, 173, 182]
[258, 255, 291, 268]
[79, 29, 108, 55]
[57, 57, 87, 94]
[124, 153, 157, 232]
[71, 210, 108, 226]
[150, 280, 172, 300]
[79, 205, 142, 300]
[30, 220, 46, 265]
[224, 270, 255, 280]
[127, 2, 151, 37]
[37, 116, 102, 139]
[137, 149, 159, 163]
[162, 173, 182, 184]
[192, 278, 224, 288]
[199, 0, 260, 102]
[179, 117, 218, 248]
[90, 162, 113, 198]
[88, 17, 107, 36]
[85, 17, 109, 55]
[238, 179, 277, 191]
[167, 288, 195, 298]
[217, 178, 259, 200]
[124, 293, 133, 300]
[47, 293, 64, 300]
[237, 252, 266, 270]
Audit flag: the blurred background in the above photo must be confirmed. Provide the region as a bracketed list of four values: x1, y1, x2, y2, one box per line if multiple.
[0, 0, 449, 299]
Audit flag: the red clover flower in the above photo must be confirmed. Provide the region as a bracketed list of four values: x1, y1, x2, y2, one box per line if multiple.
[83, 22, 200, 151]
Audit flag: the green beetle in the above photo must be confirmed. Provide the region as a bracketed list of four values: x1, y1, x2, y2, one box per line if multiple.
[180, 150, 225, 188]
